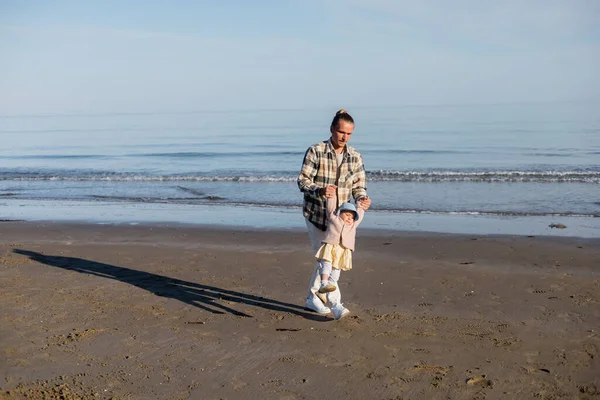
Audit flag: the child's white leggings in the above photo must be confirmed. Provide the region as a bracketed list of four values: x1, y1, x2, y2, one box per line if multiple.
[306, 218, 342, 305]
[318, 260, 341, 282]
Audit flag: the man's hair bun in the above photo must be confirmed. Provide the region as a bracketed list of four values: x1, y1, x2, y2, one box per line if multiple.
[331, 109, 354, 129]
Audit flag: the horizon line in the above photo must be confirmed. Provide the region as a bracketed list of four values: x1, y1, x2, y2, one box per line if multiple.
[1, 99, 598, 119]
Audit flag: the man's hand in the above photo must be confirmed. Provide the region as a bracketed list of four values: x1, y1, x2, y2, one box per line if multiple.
[320, 185, 337, 198]
[357, 196, 371, 210]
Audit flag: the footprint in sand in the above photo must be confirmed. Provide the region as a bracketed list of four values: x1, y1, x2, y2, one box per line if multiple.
[527, 288, 548, 294]
[413, 364, 451, 374]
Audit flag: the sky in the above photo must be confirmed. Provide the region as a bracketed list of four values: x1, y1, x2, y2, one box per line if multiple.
[1, 0, 599, 115]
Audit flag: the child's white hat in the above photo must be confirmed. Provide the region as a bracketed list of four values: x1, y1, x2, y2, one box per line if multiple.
[336, 202, 358, 220]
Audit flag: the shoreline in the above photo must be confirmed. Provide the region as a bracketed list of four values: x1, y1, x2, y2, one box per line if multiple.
[2, 198, 599, 238]
[3, 219, 600, 243]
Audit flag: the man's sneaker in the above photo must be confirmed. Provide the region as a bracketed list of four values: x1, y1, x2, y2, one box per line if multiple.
[331, 303, 350, 320]
[318, 280, 336, 294]
[305, 296, 331, 315]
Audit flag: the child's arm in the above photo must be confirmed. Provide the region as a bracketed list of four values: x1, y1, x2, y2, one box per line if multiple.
[326, 195, 338, 221]
[354, 206, 366, 227]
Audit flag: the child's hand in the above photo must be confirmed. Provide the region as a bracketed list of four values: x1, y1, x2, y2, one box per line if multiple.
[320, 185, 337, 198]
[358, 196, 371, 210]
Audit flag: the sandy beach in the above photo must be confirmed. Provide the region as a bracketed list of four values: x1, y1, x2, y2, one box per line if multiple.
[1, 221, 599, 399]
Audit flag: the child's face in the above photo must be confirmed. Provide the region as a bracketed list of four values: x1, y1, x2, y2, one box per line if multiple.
[340, 211, 355, 225]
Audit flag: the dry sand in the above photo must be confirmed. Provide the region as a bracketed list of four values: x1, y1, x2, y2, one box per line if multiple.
[0, 222, 599, 399]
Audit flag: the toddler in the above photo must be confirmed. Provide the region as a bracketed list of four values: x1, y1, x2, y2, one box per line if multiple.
[314, 195, 365, 319]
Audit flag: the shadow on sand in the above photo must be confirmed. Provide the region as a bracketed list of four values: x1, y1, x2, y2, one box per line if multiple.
[14, 249, 326, 321]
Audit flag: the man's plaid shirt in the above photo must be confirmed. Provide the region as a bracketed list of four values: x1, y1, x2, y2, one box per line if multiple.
[297, 139, 368, 231]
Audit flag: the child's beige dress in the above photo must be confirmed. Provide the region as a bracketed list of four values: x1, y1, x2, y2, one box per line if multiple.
[315, 243, 353, 271]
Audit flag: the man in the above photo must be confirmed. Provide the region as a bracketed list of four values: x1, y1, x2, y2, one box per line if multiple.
[297, 109, 371, 319]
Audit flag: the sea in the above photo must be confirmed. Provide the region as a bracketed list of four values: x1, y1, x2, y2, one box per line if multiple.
[1, 102, 599, 237]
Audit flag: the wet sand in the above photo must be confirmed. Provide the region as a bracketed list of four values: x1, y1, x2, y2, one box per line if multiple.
[1, 222, 599, 399]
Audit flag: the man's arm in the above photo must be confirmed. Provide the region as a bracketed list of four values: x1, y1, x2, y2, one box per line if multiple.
[351, 155, 368, 201]
[297, 147, 322, 195]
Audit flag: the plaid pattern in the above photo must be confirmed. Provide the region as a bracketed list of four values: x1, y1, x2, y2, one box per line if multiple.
[297, 140, 367, 231]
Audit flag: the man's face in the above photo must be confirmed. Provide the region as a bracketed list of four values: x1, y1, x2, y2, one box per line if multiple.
[330, 120, 354, 150]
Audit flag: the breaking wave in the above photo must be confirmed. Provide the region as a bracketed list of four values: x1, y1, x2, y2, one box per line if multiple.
[1, 169, 598, 183]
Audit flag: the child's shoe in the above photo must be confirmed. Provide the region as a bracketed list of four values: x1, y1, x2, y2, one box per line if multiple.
[331, 303, 350, 320]
[315, 291, 327, 305]
[318, 280, 336, 293]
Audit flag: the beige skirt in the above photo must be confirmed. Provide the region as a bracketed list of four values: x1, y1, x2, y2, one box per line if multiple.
[315, 243, 353, 271]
